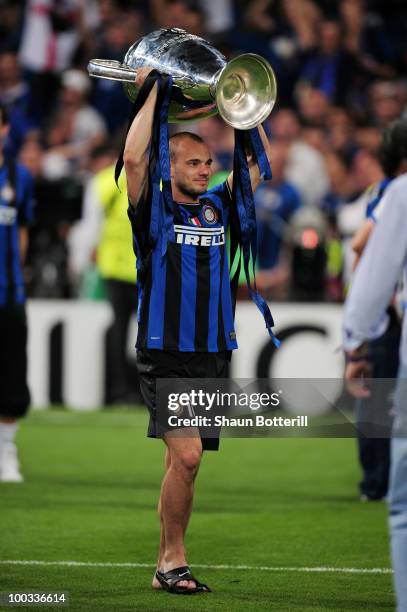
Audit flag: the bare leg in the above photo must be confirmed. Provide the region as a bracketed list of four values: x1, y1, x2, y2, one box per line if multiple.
[152, 430, 203, 590]
[152, 448, 171, 589]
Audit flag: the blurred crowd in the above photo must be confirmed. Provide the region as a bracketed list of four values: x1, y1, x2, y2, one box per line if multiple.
[1, 0, 406, 301]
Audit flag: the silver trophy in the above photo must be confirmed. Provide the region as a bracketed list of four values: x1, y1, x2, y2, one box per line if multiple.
[88, 28, 277, 130]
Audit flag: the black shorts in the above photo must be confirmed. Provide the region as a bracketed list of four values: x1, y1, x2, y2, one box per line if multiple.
[0, 305, 30, 418]
[136, 349, 230, 451]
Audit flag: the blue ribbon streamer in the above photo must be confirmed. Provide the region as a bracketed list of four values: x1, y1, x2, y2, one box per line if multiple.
[148, 75, 174, 255]
[233, 128, 280, 347]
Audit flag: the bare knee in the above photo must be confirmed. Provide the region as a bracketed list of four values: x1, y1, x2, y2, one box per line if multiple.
[172, 448, 202, 478]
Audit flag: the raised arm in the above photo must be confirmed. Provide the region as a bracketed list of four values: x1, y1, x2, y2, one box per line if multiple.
[227, 124, 272, 194]
[123, 69, 158, 207]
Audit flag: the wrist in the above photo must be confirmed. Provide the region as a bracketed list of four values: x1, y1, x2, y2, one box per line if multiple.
[345, 342, 370, 363]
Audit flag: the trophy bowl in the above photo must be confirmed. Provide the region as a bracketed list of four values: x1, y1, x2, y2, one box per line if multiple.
[88, 28, 277, 129]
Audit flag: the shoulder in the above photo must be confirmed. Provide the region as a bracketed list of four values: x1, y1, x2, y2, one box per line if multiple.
[366, 178, 392, 220]
[381, 173, 407, 209]
[204, 181, 232, 207]
[374, 173, 407, 221]
[387, 173, 407, 196]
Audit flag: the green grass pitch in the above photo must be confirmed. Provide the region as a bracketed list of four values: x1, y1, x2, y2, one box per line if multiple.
[0, 409, 395, 611]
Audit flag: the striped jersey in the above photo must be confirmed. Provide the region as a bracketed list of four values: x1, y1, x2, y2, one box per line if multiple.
[0, 159, 34, 306]
[128, 181, 238, 352]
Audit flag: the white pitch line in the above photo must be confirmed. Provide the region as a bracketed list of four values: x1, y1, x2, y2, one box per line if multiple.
[0, 560, 393, 575]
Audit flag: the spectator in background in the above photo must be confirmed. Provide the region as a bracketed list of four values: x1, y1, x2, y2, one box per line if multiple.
[337, 148, 384, 287]
[0, 0, 25, 53]
[95, 0, 122, 29]
[19, 137, 83, 298]
[196, 0, 235, 37]
[326, 107, 357, 162]
[352, 148, 385, 196]
[68, 147, 140, 404]
[339, 0, 397, 82]
[355, 124, 382, 155]
[301, 124, 327, 153]
[281, 0, 321, 51]
[150, 0, 207, 37]
[233, 0, 321, 105]
[296, 86, 330, 127]
[368, 80, 407, 128]
[91, 16, 140, 134]
[270, 108, 329, 207]
[255, 140, 302, 296]
[196, 117, 234, 171]
[0, 51, 38, 155]
[320, 151, 355, 215]
[0, 103, 34, 482]
[298, 19, 357, 106]
[44, 69, 107, 177]
[18, 0, 87, 123]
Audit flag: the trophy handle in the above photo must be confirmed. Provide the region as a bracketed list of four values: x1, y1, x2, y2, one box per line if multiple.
[87, 59, 138, 83]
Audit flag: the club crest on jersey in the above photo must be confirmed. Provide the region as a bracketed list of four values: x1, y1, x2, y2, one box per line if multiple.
[202, 204, 217, 224]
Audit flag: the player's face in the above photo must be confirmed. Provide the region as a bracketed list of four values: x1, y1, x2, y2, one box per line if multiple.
[171, 139, 213, 199]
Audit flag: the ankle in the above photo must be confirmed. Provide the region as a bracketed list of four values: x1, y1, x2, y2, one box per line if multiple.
[162, 552, 187, 571]
[0, 421, 18, 445]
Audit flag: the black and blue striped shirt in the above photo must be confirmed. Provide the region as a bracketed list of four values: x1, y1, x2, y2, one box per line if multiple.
[0, 160, 34, 306]
[129, 181, 238, 352]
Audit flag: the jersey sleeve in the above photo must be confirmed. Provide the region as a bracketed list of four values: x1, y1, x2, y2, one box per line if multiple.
[17, 165, 34, 226]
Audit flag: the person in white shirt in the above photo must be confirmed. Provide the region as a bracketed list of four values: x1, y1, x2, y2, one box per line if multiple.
[343, 119, 407, 610]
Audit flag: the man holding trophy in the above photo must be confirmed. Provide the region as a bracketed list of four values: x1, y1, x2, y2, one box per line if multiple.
[88, 28, 278, 595]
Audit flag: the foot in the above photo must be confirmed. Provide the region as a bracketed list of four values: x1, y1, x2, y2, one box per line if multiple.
[360, 493, 385, 502]
[152, 573, 162, 589]
[0, 442, 23, 483]
[152, 571, 199, 590]
[154, 564, 207, 592]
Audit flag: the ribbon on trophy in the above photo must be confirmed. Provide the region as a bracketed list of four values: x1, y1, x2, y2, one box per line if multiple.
[230, 129, 280, 347]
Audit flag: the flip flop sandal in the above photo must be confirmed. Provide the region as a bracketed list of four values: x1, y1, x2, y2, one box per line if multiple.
[155, 566, 211, 595]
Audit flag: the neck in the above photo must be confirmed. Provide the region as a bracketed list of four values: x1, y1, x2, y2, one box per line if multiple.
[0, 151, 4, 167]
[171, 186, 200, 204]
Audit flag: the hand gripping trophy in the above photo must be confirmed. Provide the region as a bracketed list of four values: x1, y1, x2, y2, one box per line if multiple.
[88, 27, 277, 129]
